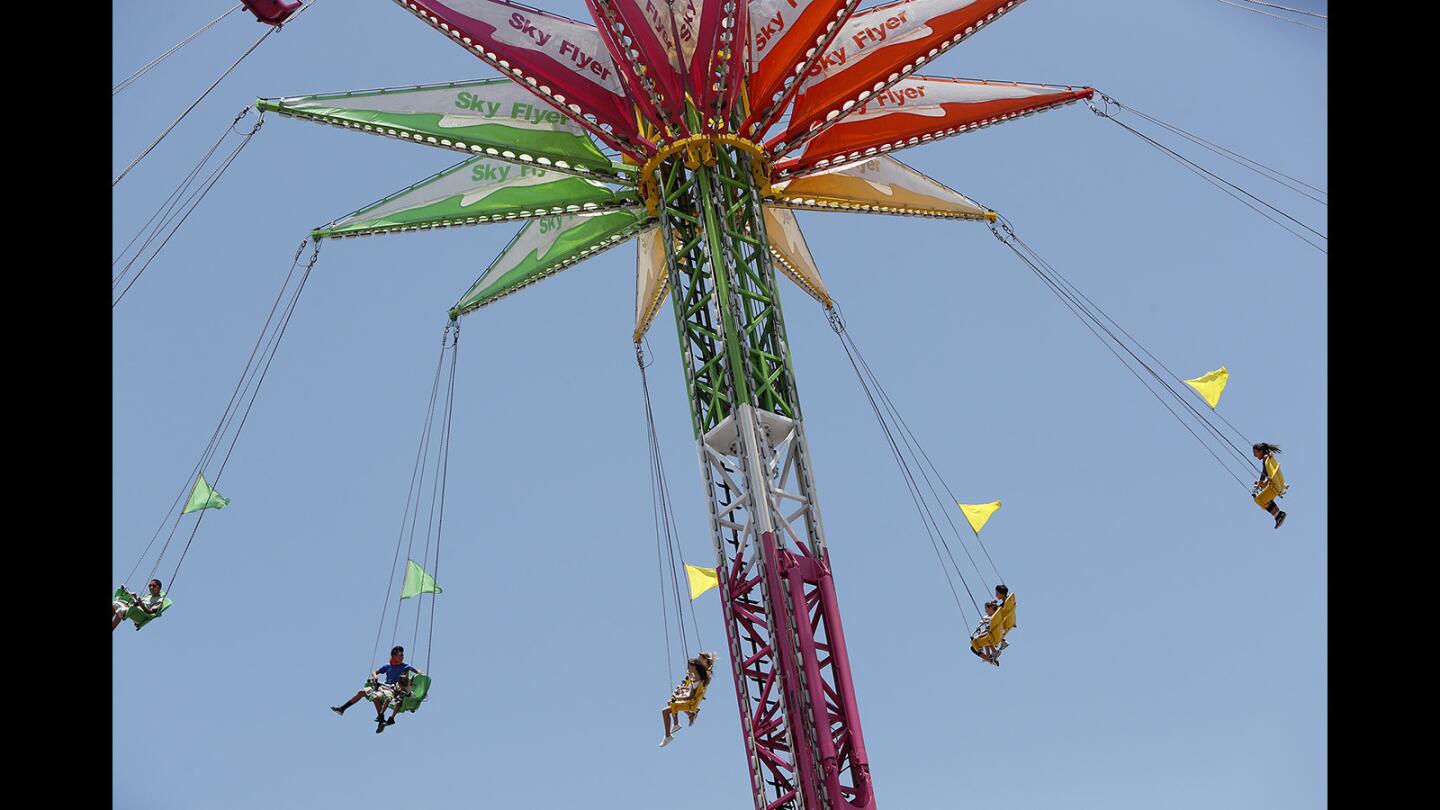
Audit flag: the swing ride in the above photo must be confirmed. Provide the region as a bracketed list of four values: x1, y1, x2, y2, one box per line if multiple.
[113, 1, 1320, 807]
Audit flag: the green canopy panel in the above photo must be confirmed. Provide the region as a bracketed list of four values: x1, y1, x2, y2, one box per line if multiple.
[314, 157, 640, 240]
[257, 79, 636, 183]
[452, 209, 651, 318]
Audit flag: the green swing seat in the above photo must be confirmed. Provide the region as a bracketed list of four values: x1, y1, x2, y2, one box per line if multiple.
[363, 672, 432, 714]
[397, 674, 431, 713]
[113, 586, 173, 630]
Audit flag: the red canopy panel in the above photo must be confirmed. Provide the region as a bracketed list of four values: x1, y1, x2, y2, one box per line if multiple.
[586, 0, 690, 132]
[769, 0, 1025, 153]
[395, 0, 653, 158]
[745, 0, 860, 136]
[692, 0, 748, 130]
[587, 1, 748, 134]
[774, 76, 1092, 178]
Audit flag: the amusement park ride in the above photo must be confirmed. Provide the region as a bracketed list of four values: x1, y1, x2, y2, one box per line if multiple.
[236, 2, 1094, 807]
[120, 0, 1335, 807]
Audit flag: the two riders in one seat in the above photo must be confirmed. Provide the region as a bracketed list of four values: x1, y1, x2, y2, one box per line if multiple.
[331, 645, 427, 734]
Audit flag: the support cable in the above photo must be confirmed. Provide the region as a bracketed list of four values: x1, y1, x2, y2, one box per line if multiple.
[1001, 224, 1256, 472]
[113, 4, 244, 96]
[392, 332, 449, 649]
[113, 108, 247, 273]
[425, 322, 460, 673]
[986, 220, 1254, 491]
[1099, 95, 1326, 203]
[832, 307, 1006, 587]
[1005, 226, 1258, 465]
[827, 309, 983, 622]
[165, 240, 323, 592]
[1214, 0, 1327, 30]
[370, 322, 451, 673]
[113, 109, 264, 308]
[1234, 0, 1327, 19]
[1087, 99, 1327, 254]
[112, 0, 319, 187]
[637, 340, 704, 684]
[123, 238, 311, 588]
[839, 326, 995, 590]
[113, 25, 278, 187]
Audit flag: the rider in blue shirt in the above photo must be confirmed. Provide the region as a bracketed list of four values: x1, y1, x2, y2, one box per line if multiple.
[331, 645, 425, 733]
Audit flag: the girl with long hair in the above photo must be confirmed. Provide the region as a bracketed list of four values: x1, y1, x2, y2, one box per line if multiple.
[1251, 442, 1288, 528]
[660, 652, 717, 747]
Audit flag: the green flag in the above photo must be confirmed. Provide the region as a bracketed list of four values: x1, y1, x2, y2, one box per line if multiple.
[401, 560, 443, 599]
[182, 474, 230, 514]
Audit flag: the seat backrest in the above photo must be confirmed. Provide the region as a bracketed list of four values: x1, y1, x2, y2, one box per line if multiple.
[997, 593, 1018, 633]
[129, 597, 172, 629]
[399, 675, 432, 713]
[1265, 456, 1287, 493]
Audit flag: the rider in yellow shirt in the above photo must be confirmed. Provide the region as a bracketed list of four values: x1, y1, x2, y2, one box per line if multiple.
[660, 652, 716, 747]
[1251, 443, 1288, 529]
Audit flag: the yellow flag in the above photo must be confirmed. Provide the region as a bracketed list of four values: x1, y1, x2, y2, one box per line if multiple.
[685, 564, 719, 600]
[1183, 366, 1229, 409]
[958, 501, 1002, 535]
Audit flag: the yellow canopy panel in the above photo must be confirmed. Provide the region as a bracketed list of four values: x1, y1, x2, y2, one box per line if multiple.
[633, 225, 669, 343]
[770, 156, 994, 221]
[762, 206, 832, 307]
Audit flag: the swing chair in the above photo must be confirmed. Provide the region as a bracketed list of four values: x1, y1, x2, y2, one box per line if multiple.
[112, 586, 173, 630]
[1252, 454, 1288, 507]
[969, 592, 1018, 657]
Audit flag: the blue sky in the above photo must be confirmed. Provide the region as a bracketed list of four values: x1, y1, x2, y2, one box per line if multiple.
[113, 1, 1326, 807]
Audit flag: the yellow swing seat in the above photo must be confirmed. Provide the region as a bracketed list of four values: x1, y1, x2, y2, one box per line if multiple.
[969, 593, 1018, 653]
[1253, 456, 1288, 507]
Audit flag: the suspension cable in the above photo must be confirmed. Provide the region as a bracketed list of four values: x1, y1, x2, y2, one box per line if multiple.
[113, 25, 277, 187]
[839, 326, 995, 589]
[1233, 0, 1327, 18]
[985, 219, 1254, 492]
[113, 109, 264, 308]
[1213, 0, 1327, 31]
[113, 108, 247, 272]
[1004, 226, 1257, 465]
[1100, 96, 1326, 203]
[1087, 98, 1327, 254]
[827, 308, 984, 623]
[412, 353, 452, 651]
[833, 308, 1006, 586]
[390, 327, 452, 653]
[122, 237, 312, 588]
[426, 321, 460, 674]
[163, 240, 322, 593]
[640, 345, 678, 685]
[113, 4, 244, 96]
[370, 322, 452, 672]
[637, 340, 704, 684]
[112, 0, 319, 186]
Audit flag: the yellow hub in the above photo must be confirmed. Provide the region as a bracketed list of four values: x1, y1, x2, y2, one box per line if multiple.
[637, 134, 773, 217]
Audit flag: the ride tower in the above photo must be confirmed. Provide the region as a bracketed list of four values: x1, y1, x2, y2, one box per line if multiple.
[645, 120, 874, 810]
